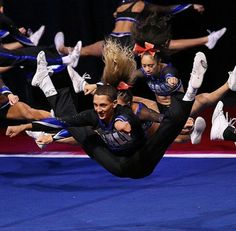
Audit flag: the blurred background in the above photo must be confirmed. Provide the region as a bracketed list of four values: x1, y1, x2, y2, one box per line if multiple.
[1, 0, 235, 127]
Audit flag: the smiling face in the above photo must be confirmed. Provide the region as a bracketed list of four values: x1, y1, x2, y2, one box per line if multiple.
[93, 94, 117, 123]
[141, 54, 158, 75]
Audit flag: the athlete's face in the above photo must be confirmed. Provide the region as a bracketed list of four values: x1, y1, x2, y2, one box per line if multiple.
[93, 95, 117, 123]
[141, 54, 158, 75]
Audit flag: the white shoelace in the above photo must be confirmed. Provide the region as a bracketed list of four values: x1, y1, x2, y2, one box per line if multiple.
[82, 73, 91, 80]
[225, 112, 236, 127]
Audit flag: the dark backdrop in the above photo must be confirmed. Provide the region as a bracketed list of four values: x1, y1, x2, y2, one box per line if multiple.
[2, 0, 236, 116]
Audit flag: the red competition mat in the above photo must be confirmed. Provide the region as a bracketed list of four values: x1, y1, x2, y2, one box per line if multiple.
[1, 107, 235, 156]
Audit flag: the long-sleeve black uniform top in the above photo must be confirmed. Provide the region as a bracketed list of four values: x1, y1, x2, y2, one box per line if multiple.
[33, 105, 146, 156]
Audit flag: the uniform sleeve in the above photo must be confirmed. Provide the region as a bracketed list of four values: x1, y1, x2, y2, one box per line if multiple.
[31, 110, 97, 132]
[0, 77, 12, 95]
[57, 109, 98, 127]
[116, 106, 143, 130]
[154, 65, 182, 96]
[161, 65, 179, 79]
[53, 129, 71, 140]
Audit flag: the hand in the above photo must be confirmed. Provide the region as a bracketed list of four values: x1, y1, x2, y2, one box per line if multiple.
[181, 117, 194, 135]
[8, 93, 19, 105]
[114, 120, 131, 134]
[6, 125, 25, 138]
[193, 4, 205, 13]
[36, 134, 54, 145]
[84, 84, 97, 95]
[18, 27, 27, 34]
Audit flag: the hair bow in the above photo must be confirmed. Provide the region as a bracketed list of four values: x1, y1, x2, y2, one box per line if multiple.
[133, 42, 159, 56]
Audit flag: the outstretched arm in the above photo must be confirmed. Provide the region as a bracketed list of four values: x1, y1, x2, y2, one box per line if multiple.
[6, 123, 32, 138]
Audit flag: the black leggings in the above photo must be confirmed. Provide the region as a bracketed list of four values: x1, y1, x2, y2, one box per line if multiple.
[43, 87, 193, 179]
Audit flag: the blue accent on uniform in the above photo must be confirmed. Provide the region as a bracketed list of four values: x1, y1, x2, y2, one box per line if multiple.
[53, 129, 71, 140]
[110, 32, 132, 37]
[171, 4, 192, 15]
[140, 66, 182, 96]
[13, 34, 34, 46]
[0, 86, 11, 94]
[115, 115, 129, 122]
[45, 58, 63, 66]
[136, 102, 144, 116]
[51, 64, 66, 73]
[0, 30, 9, 38]
[115, 17, 138, 23]
[0, 52, 63, 66]
[33, 117, 67, 129]
[0, 52, 36, 61]
[98, 118, 114, 131]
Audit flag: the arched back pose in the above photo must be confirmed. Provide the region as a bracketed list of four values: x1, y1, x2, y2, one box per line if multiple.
[6, 50, 206, 179]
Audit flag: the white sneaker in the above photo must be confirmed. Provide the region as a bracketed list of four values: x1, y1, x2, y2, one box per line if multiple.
[210, 101, 236, 140]
[206, 27, 227, 49]
[30, 25, 45, 46]
[211, 101, 224, 124]
[190, 117, 206, 144]
[227, 65, 236, 91]
[54, 31, 64, 55]
[190, 52, 208, 89]
[183, 52, 207, 101]
[70, 40, 82, 68]
[25, 130, 46, 149]
[31, 51, 48, 87]
[67, 65, 89, 93]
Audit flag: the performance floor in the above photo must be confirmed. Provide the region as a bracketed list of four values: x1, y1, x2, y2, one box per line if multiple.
[0, 106, 236, 231]
[0, 157, 236, 231]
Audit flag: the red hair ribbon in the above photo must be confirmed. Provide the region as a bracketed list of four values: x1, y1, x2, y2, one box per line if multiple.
[133, 42, 159, 56]
[117, 81, 133, 90]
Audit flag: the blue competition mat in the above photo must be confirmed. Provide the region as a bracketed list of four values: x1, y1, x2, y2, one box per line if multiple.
[0, 157, 236, 231]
